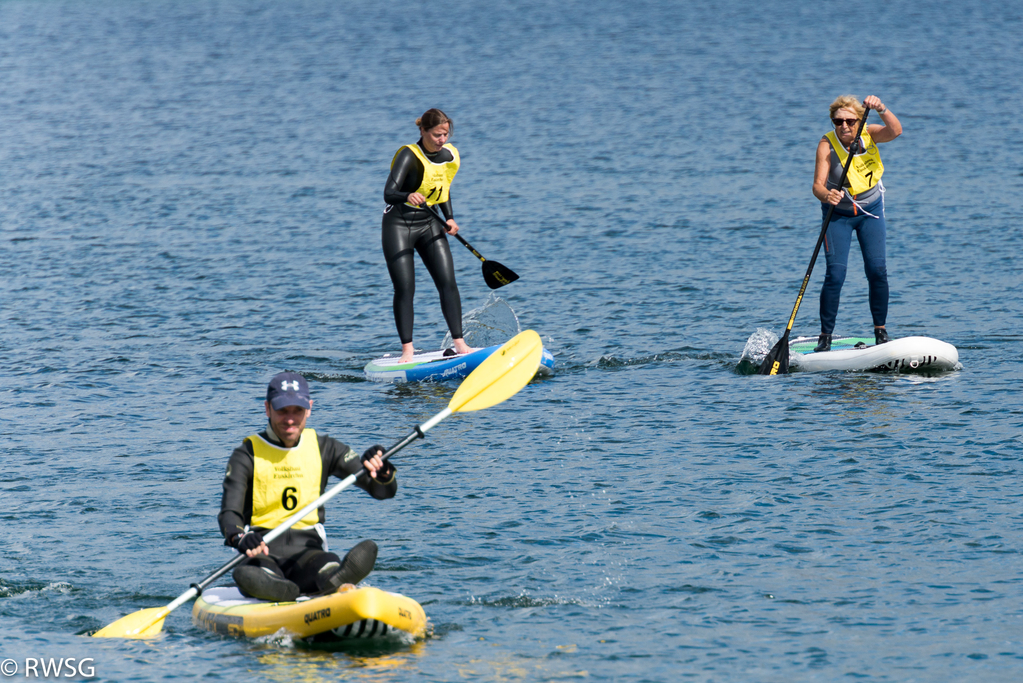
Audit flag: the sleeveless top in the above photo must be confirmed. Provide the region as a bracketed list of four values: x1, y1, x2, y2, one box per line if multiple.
[824, 128, 884, 211]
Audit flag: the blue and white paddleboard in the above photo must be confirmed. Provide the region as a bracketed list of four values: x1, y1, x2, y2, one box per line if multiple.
[789, 335, 959, 372]
[364, 344, 556, 383]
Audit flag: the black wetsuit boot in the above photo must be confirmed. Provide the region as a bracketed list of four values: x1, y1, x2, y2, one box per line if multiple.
[315, 540, 378, 594]
[233, 564, 300, 602]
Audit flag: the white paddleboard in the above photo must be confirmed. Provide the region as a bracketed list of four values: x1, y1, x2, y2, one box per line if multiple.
[789, 335, 960, 372]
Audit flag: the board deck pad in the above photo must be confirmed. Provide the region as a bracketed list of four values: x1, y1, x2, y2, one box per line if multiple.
[789, 336, 875, 355]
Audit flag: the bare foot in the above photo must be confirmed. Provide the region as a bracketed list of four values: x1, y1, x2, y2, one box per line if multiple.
[398, 342, 415, 363]
[452, 338, 473, 355]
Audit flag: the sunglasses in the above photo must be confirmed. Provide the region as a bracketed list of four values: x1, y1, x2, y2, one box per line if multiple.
[832, 117, 860, 127]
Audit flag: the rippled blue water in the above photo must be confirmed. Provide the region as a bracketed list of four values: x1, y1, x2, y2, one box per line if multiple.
[2, 0, 1022, 680]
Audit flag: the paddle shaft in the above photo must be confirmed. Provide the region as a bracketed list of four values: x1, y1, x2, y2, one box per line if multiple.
[141, 408, 454, 628]
[764, 111, 872, 374]
[453, 232, 488, 262]
[419, 203, 490, 263]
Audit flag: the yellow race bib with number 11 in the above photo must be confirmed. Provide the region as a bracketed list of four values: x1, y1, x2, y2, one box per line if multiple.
[393, 143, 460, 206]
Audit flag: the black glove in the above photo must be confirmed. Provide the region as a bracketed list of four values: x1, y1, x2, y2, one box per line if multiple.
[361, 445, 394, 480]
[232, 530, 264, 553]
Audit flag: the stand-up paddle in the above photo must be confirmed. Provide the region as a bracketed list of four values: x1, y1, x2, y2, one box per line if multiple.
[93, 330, 544, 638]
[757, 111, 871, 375]
[420, 204, 519, 289]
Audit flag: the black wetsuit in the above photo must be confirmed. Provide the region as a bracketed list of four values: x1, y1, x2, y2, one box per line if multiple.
[218, 429, 397, 593]
[382, 141, 463, 345]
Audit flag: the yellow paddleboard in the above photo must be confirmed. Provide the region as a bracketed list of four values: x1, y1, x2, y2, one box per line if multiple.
[192, 586, 427, 642]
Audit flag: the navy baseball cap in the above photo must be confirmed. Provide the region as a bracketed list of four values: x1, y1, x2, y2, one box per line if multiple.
[266, 372, 311, 410]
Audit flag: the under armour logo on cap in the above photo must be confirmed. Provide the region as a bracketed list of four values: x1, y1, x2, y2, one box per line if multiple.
[267, 372, 311, 410]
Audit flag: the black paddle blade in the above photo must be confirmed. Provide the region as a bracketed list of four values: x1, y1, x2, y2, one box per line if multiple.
[482, 261, 519, 289]
[756, 332, 791, 375]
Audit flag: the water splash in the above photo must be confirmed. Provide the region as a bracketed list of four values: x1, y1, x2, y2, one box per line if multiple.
[442, 293, 521, 349]
[0, 580, 73, 598]
[739, 328, 779, 366]
[464, 592, 590, 609]
[254, 628, 296, 648]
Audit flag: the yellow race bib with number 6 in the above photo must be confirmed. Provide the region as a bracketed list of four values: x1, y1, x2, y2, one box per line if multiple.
[249, 429, 321, 530]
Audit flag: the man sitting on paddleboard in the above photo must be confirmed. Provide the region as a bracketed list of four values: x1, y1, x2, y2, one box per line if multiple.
[218, 372, 396, 602]
[383, 108, 474, 363]
[811, 94, 902, 352]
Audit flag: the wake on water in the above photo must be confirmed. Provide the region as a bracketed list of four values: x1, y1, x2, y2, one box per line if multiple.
[442, 293, 521, 349]
[440, 298, 778, 374]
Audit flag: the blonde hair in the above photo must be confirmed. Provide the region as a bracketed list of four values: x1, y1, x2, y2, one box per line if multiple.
[829, 95, 864, 120]
[416, 108, 452, 133]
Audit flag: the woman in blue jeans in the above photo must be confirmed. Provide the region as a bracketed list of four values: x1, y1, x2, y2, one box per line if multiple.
[811, 94, 903, 352]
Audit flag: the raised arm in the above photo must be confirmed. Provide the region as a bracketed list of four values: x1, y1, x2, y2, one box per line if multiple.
[321, 435, 397, 500]
[863, 95, 902, 143]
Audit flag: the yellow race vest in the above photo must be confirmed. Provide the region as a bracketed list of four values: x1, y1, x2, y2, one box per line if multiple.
[249, 428, 321, 530]
[391, 143, 460, 207]
[824, 128, 884, 197]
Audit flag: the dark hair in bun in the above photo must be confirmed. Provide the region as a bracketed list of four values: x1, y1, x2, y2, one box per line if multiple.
[416, 108, 452, 132]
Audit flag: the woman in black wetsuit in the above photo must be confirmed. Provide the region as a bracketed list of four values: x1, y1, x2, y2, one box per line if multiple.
[382, 108, 472, 363]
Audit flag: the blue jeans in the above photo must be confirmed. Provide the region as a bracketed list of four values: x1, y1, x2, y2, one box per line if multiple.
[818, 195, 888, 335]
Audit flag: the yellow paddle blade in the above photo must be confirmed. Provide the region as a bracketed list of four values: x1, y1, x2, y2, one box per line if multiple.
[92, 606, 168, 638]
[450, 330, 543, 413]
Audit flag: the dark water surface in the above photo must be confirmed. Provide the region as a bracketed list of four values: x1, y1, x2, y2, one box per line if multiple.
[2, 1, 1022, 680]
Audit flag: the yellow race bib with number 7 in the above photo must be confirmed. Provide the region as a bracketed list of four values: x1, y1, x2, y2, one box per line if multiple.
[825, 129, 884, 197]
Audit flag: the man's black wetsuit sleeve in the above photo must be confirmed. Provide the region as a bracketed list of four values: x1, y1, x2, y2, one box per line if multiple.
[383, 146, 454, 221]
[218, 440, 255, 544]
[319, 435, 398, 500]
